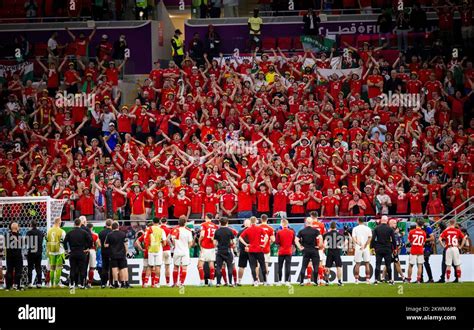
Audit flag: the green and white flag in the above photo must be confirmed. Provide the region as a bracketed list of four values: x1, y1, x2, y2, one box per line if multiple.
[301, 35, 335, 53]
[0, 61, 34, 84]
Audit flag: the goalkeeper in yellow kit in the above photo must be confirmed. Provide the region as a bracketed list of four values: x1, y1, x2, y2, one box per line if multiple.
[46, 217, 66, 287]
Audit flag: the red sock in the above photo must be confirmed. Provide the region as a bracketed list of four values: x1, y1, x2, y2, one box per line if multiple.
[88, 270, 94, 284]
[446, 269, 451, 280]
[306, 266, 313, 279]
[142, 271, 147, 285]
[151, 272, 156, 285]
[198, 267, 205, 281]
[45, 271, 50, 284]
[165, 275, 170, 284]
[209, 267, 215, 280]
[456, 269, 461, 279]
[221, 267, 227, 284]
[318, 267, 325, 280]
[416, 276, 421, 282]
[180, 270, 187, 284]
[173, 270, 179, 285]
[232, 268, 237, 283]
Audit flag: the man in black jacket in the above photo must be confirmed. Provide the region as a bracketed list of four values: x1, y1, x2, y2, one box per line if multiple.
[213, 217, 235, 287]
[105, 221, 129, 288]
[296, 218, 323, 286]
[64, 218, 92, 289]
[79, 216, 93, 287]
[99, 219, 113, 288]
[5, 222, 24, 291]
[323, 221, 345, 286]
[303, 8, 321, 37]
[371, 216, 397, 284]
[26, 220, 43, 288]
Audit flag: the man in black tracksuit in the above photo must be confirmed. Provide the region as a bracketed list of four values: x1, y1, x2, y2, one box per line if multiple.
[5, 222, 23, 290]
[80, 216, 93, 287]
[371, 216, 397, 284]
[64, 218, 92, 288]
[213, 217, 235, 287]
[26, 220, 44, 288]
[323, 221, 345, 286]
[296, 218, 322, 286]
[99, 219, 113, 288]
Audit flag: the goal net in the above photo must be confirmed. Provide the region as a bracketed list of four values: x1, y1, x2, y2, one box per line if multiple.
[0, 196, 67, 235]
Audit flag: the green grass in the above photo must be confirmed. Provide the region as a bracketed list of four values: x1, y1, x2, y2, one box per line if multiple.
[0, 283, 473, 298]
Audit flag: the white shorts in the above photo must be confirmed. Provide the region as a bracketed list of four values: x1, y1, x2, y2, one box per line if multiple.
[446, 247, 461, 267]
[163, 250, 171, 265]
[409, 254, 424, 265]
[354, 248, 370, 263]
[264, 253, 271, 263]
[319, 249, 326, 263]
[148, 251, 163, 266]
[199, 248, 216, 262]
[89, 249, 97, 268]
[173, 254, 190, 266]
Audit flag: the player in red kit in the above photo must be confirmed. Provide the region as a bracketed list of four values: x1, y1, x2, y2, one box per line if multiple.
[134, 224, 151, 287]
[198, 213, 219, 286]
[275, 218, 295, 286]
[439, 219, 466, 282]
[406, 220, 427, 283]
[160, 218, 173, 286]
[259, 214, 275, 278]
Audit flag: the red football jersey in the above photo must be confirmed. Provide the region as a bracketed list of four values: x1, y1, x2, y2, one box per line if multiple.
[408, 228, 426, 255]
[259, 223, 274, 254]
[200, 221, 218, 249]
[440, 227, 465, 248]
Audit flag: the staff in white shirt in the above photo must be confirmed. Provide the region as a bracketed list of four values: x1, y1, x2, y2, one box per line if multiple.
[352, 217, 373, 284]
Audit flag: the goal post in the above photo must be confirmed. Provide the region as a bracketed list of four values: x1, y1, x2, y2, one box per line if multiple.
[0, 196, 67, 235]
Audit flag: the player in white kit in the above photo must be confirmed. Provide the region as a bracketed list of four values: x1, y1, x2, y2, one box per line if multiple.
[170, 216, 194, 287]
[351, 217, 372, 284]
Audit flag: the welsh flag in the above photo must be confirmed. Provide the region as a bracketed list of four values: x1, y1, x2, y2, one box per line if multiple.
[0, 61, 34, 84]
[301, 35, 335, 53]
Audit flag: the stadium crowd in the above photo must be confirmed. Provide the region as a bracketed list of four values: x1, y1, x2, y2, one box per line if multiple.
[0, 26, 473, 227]
[0, 3, 474, 290]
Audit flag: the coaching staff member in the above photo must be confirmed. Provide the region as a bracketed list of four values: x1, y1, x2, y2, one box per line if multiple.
[105, 221, 130, 288]
[323, 221, 345, 286]
[5, 222, 23, 291]
[26, 220, 44, 288]
[370, 215, 397, 285]
[296, 218, 323, 286]
[237, 218, 250, 286]
[99, 219, 113, 288]
[275, 218, 295, 285]
[239, 216, 269, 286]
[79, 216, 93, 287]
[64, 218, 92, 289]
[214, 217, 236, 287]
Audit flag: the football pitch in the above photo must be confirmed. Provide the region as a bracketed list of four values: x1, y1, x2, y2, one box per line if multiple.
[0, 283, 473, 298]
